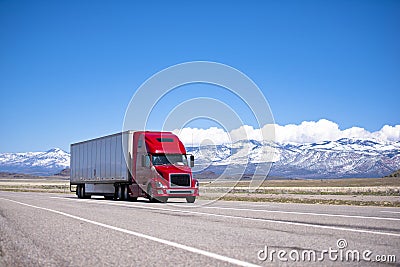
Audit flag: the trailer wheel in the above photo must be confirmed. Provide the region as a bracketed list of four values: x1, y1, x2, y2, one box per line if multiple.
[113, 185, 118, 200]
[76, 185, 81, 198]
[186, 196, 196, 203]
[80, 185, 85, 199]
[80, 184, 90, 199]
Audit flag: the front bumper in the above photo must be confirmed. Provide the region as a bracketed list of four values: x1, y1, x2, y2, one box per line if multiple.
[153, 188, 199, 197]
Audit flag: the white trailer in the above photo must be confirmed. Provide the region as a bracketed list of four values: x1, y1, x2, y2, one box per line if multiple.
[70, 131, 133, 199]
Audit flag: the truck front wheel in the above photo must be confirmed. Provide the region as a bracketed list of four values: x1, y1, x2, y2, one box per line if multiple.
[186, 196, 196, 203]
[147, 184, 156, 202]
[158, 197, 168, 203]
[147, 185, 167, 203]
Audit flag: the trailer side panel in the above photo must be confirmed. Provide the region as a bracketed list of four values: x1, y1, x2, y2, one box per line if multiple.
[70, 131, 133, 184]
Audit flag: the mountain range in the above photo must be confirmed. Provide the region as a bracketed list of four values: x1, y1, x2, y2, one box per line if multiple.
[0, 138, 399, 178]
[0, 148, 70, 176]
[187, 138, 400, 178]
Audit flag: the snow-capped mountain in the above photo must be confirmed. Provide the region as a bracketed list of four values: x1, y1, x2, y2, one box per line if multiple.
[186, 138, 400, 178]
[269, 138, 400, 178]
[0, 138, 399, 178]
[0, 148, 70, 176]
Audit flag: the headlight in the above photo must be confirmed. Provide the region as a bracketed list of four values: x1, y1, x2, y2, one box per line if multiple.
[156, 181, 166, 188]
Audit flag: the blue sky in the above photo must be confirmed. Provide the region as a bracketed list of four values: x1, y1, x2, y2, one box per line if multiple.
[0, 0, 399, 152]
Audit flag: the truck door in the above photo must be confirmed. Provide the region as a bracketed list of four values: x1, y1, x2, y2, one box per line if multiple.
[135, 134, 152, 188]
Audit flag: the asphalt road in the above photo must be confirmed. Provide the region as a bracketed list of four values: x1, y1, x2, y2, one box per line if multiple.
[0, 191, 399, 266]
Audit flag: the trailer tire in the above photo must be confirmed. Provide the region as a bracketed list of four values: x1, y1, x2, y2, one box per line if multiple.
[80, 184, 91, 199]
[77, 184, 85, 198]
[76, 185, 81, 198]
[186, 196, 196, 203]
[113, 185, 118, 200]
[80, 185, 85, 199]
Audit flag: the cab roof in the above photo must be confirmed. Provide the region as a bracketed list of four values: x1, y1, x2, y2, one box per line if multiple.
[143, 132, 186, 154]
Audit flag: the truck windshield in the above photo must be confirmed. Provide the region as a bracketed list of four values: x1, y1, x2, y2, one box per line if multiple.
[152, 154, 188, 166]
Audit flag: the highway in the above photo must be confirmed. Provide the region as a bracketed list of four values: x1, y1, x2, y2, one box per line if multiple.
[0, 191, 399, 266]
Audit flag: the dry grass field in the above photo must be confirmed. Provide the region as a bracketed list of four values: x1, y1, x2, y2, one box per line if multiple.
[0, 173, 72, 193]
[200, 177, 400, 195]
[202, 177, 400, 188]
[199, 177, 400, 206]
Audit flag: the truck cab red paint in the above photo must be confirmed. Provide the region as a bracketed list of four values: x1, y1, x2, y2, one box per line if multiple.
[132, 131, 199, 202]
[142, 132, 186, 154]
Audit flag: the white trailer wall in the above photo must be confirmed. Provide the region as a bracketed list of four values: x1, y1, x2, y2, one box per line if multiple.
[70, 131, 134, 184]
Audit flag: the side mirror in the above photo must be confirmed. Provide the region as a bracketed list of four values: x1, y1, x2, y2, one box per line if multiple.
[190, 155, 194, 168]
[142, 154, 150, 167]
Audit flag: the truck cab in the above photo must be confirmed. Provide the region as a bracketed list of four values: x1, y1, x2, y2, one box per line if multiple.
[132, 131, 199, 203]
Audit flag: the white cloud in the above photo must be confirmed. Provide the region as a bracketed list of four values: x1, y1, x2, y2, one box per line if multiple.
[172, 127, 230, 146]
[173, 119, 400, 145]
[372, 125, 400, 142]
[273, 119, 341, 143]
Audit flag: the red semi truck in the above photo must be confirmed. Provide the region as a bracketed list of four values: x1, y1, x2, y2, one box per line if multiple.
[70, 131, 199, 203]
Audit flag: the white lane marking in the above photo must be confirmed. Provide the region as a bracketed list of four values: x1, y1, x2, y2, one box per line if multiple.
[380, 211, 400, 214]
[198, 206, 400, 222]
[52, 197, 400, 237]
[0, 197, 259, 267]
[56, 196, 400, 222]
